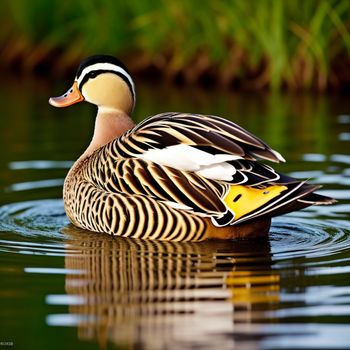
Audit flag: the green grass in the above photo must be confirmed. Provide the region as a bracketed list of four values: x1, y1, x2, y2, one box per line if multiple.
[1, 0, 350, 90]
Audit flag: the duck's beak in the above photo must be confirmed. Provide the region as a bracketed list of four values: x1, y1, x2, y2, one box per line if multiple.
[49, 81, 84, 107]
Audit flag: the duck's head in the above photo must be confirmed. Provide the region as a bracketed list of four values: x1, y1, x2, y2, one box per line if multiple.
[49, 55, 135, 114]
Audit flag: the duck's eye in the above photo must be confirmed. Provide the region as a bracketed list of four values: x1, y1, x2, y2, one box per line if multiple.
[88, 71, 97, 79]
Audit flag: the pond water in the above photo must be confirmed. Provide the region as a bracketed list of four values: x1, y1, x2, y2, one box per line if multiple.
[1, 76, 350, 349]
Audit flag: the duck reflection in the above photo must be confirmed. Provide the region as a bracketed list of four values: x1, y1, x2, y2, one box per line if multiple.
[63, 226, 280, 349]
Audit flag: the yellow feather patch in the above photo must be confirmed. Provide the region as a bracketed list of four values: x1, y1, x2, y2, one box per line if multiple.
[223, 185, 288, 220]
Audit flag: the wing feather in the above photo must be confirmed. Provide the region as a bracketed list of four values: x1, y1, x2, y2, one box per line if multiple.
[113, 112, 285, 163]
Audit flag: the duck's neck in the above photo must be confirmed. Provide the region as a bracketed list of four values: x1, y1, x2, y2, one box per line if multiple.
[84, 107, 135, 157]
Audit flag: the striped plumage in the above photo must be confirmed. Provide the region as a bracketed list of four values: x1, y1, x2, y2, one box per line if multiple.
[49, 55, 335, 241]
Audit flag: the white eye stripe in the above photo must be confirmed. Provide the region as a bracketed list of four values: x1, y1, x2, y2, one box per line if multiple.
[76, 62, 135, 97]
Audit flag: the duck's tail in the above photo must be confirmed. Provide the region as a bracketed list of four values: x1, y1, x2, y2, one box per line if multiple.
[216, 178, 336, 227]
[262, 186, 336, 218]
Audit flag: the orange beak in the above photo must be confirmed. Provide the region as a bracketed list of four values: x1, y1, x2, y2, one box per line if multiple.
[49, 81, 84, 107]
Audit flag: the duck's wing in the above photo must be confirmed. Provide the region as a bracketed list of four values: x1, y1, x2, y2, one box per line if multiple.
[104, 112, 285, 187]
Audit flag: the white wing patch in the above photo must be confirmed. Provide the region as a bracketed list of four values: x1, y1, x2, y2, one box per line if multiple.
[196, 163, 236, 181]
[138, 144, 239, 181]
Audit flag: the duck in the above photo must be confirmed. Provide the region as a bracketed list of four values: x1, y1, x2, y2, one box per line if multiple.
[49, 55, 335, 241]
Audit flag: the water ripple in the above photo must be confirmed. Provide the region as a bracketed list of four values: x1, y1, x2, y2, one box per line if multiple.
[0, 199, 349, 267]
[6, 179, 64, 192]
[0, 199, 68, 240]
[9, 160, 73, 170]
[271, 216, 350, 263]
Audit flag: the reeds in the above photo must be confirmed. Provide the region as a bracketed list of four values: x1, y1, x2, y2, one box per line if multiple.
[1, 0, 350, 90]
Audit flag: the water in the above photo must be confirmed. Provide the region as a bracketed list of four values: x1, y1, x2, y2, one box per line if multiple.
[1, 77, 350, 349]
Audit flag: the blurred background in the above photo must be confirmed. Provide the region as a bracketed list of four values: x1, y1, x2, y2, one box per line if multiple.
[1, 0, 350, 91]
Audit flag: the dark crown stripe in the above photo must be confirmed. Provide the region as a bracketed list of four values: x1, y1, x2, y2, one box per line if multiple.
[76, 55, 130, 79]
